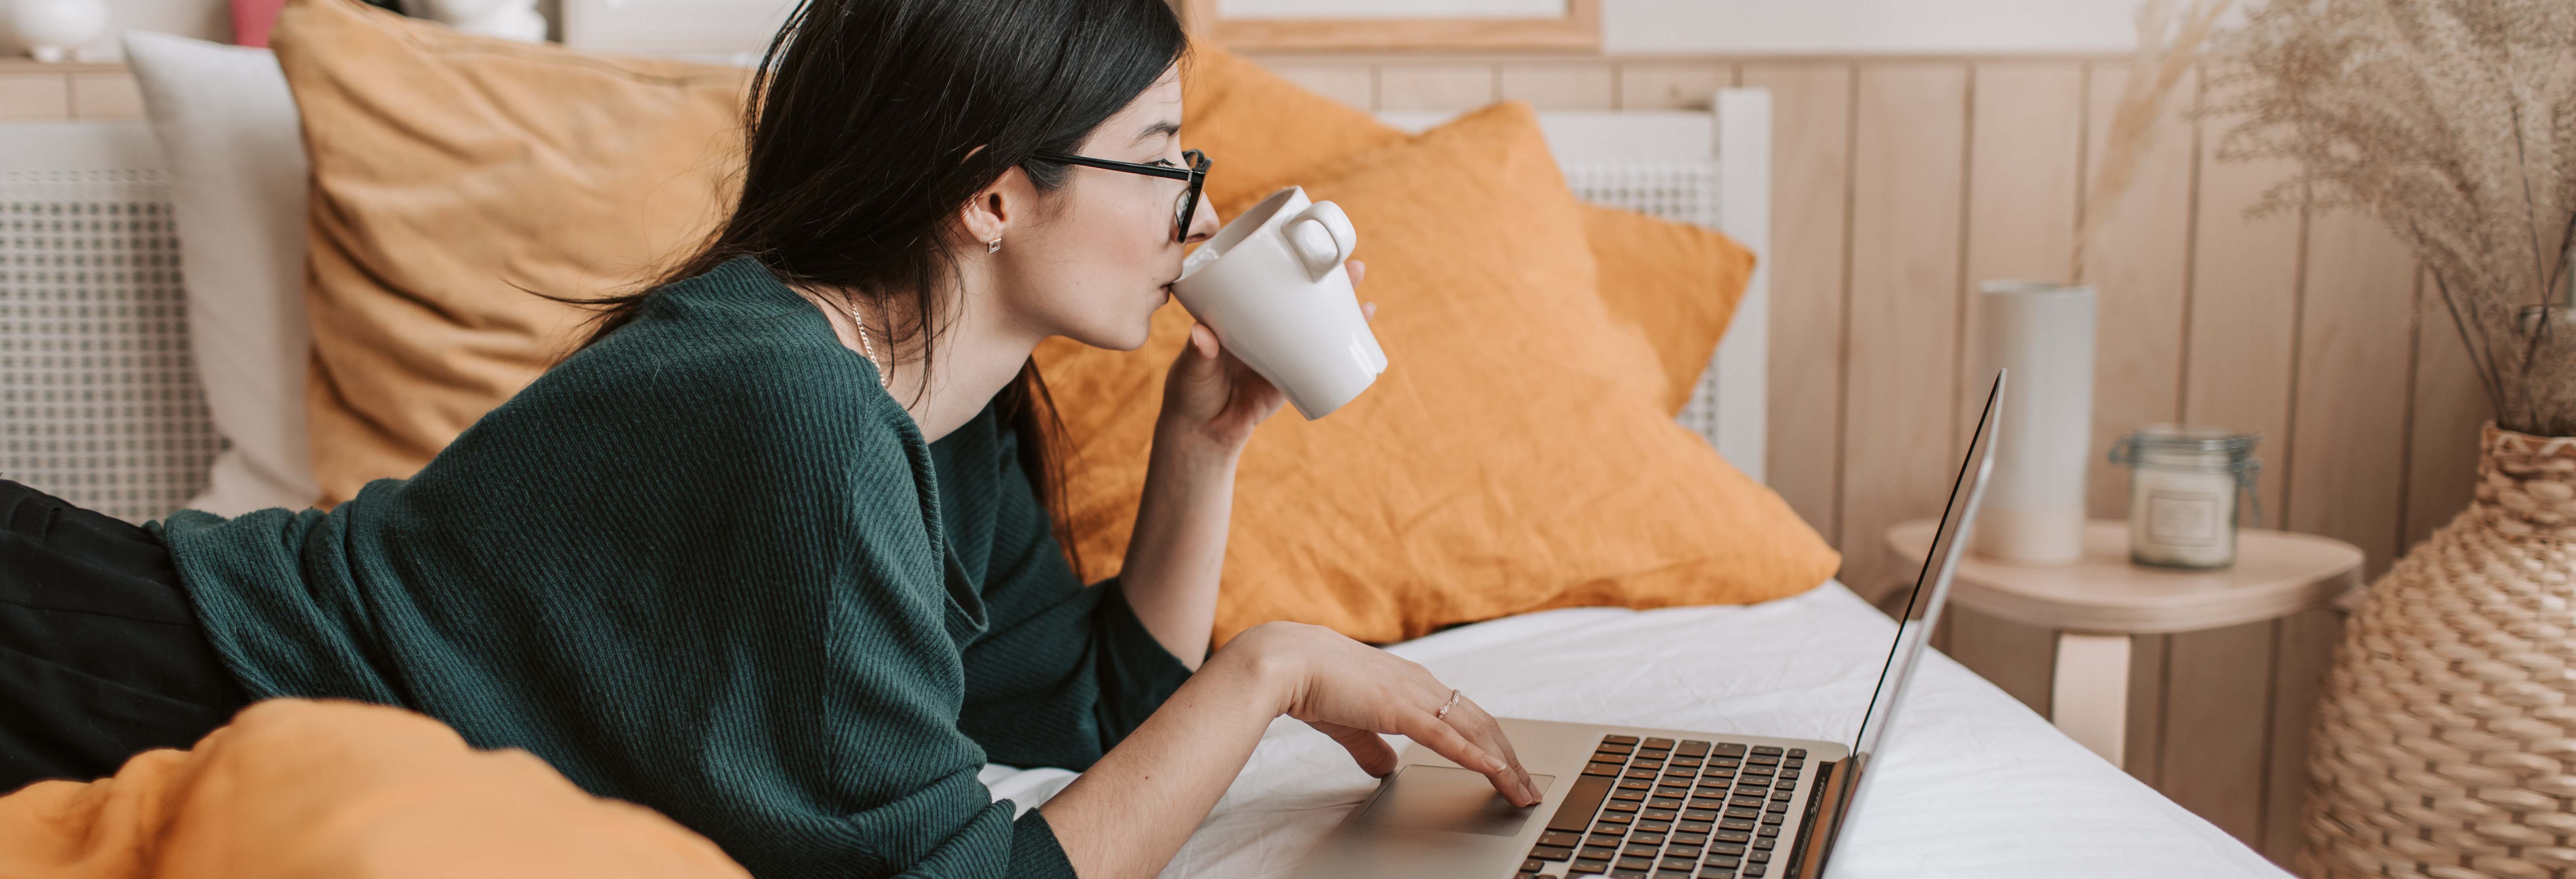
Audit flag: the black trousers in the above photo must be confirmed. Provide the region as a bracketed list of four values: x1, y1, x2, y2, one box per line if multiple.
[0, 478, 250, 794]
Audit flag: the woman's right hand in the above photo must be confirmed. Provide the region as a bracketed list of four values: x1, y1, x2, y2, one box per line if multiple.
[1220, 621, 1542, 806]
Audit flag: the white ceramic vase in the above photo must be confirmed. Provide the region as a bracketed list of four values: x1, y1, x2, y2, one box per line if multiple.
[1969, 280, 2096, 565]
[6, 0, 107, 63]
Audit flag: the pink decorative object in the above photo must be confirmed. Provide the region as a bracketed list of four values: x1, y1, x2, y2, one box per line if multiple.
[230, 0, 285, 46]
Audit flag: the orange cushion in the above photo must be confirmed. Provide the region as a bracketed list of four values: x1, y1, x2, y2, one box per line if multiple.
[1181, 48, 1754, 412]
[0, 699, 747, 879]
[1037, 102, 1835, 645]
[273, 0, 748, 506]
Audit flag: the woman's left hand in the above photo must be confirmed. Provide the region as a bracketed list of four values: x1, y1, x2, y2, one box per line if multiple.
[1159, 259, 1372, 452]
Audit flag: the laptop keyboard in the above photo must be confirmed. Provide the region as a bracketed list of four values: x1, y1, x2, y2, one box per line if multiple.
[1514, 735, 1809, 879]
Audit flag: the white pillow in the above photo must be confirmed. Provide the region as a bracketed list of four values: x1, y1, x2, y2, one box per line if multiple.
[122, 31, 319, 515]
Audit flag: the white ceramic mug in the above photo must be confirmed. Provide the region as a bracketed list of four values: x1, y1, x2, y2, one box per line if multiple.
[1172, 186, 1388, 419]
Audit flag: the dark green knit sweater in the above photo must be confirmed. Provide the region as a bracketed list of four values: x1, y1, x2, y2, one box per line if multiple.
[150, 256, 1194, 879]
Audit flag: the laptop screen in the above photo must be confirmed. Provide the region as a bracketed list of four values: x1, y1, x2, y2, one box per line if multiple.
[1845, 373, 2001, 783]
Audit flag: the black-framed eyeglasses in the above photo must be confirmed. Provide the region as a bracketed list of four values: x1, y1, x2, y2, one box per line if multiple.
[1030, 148, 1209, 243]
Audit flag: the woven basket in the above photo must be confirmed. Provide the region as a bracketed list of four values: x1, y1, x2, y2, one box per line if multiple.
[2302, 423, 2576, 879]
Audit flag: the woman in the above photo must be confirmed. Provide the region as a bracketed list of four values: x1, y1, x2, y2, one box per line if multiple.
[0, 0, 1542, 876]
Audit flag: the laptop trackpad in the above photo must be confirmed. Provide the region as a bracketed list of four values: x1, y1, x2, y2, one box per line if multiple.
[1354, 766, 1557, 837]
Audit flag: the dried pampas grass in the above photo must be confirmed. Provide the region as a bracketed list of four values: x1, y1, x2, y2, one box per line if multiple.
[2074, 0, 2233, 285]
[2209, 0, 2576, 437]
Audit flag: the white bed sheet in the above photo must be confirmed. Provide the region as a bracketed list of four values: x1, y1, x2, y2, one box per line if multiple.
[984, 581, 2289, 878]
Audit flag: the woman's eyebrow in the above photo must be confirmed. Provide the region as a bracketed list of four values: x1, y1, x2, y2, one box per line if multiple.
[1133, 119, 1181, 144]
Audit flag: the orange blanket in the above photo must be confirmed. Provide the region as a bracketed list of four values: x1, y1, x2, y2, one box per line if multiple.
[0, 699, 748, 879]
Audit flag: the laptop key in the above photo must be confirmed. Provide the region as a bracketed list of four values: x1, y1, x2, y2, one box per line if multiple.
[1571, 859, 1610, 874]
[1682, 808, 1718, 821]
[1613, 870, 1651, 879]
[1618, 779, 1653, 791]
[1787, 748, 1805, 758]
[1679, 821, 1715, 834]
[1644, 809, 1679, 821]
[1542, 831, 1585, 848]
[1583, 845, 1620, 860]
[1637, 820, 1673, 833]
[1673, 833, 1708, 845]
[1534, 845, 1575, 861]
[1752, 838, 1774, 850]
[1715, 743, 1747, 756]
[1678, 740, 1711, 756]
[1603, 735, 1641, 745]
[1715, 830, 1750, 843]
[1756, 826, 1778, 838]
[1629, 832, 1667, 846]
[1612, 790, 1644, 802]
[1698, 869, 1734, 879]
[1623, 844, 1660, 858]
[1719, 818, 1756, 831]
[1599, 812, 1635, 825]
[1618, 856, 1656, 871]
[1547, 776, 1616, 833]
[1750, 746, 1783, 756]
[1523, 860, 1547, 873]
[1608, 801, 1641, 813]
[1707, 855, 1742, 868]
[1667, 845, 1704, 858]
[1759, 814, 1783, 825]
[1770, 790, 1792, 801]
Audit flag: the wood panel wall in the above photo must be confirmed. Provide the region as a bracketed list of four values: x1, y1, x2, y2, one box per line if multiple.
[0, 61, 143, 120]
[1241, 51, 2495, 874]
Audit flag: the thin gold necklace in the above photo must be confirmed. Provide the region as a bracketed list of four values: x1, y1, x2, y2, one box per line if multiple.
[849, 304, 890, 389]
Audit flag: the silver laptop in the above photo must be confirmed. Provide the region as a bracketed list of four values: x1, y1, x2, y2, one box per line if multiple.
[1290, 372, 2005, 879]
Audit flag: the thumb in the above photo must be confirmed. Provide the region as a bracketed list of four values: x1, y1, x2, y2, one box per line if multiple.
[1313, 721, 1401, 777]
[1189, 323, 1220, 360]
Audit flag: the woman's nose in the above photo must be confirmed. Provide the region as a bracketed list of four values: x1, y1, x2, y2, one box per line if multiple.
[1182, 200, 1220, 245]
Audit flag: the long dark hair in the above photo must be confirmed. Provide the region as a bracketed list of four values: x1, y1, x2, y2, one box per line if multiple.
[549, 0, 1189, 571]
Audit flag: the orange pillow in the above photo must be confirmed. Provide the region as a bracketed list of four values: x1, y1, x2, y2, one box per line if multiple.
[273, 0, 748, 505]
[1181, 48, 1754, 413]
[0, 699, 748, 879]
[1037, 102, 1835, 645]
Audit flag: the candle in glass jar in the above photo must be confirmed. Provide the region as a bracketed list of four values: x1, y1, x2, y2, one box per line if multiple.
[2110, 426, 2261, 569]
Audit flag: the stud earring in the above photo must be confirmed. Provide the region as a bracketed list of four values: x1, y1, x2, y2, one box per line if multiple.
[986, 237, 1002, 254]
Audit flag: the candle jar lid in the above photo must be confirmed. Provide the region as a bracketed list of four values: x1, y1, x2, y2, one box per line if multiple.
[2110, 423, 2261, 459]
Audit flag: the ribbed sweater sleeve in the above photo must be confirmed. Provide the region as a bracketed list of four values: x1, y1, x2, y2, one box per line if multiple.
[153, 257, 1094, 879]
[932, 410, 1195, 770]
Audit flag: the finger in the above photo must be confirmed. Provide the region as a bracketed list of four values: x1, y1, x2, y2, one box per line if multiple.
[1311, 720, 1400, 777]
[1362, 301, 1378, 322]
[1189, 323, 1219, 360]
[1396, 710, 1524, 805]
[1446, 698, 1538, 804]
[1346, 259, 1366, 287]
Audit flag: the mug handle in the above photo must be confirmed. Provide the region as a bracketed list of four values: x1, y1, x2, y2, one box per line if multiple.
[1283, 200, 1358, 282]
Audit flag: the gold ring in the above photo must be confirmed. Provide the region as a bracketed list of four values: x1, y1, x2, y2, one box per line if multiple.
[1435, 689, 1462, 720]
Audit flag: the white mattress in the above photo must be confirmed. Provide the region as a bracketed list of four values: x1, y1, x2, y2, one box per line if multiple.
[984, 582, 2289, 878]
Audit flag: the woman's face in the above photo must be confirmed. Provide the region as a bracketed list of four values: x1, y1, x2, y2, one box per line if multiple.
[985, 65, 1219, 351]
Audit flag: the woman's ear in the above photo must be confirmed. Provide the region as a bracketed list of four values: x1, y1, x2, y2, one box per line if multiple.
[960, 165, 1032, 250]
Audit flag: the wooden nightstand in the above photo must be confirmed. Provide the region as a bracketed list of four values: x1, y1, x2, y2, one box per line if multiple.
[1884, 519, 2362, 767]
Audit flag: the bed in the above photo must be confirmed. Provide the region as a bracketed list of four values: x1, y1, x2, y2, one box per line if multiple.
[986, 582, 2290, 878]
[0, 31, 2288, 879]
